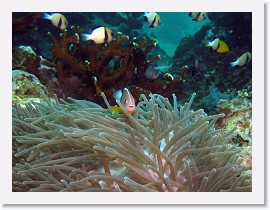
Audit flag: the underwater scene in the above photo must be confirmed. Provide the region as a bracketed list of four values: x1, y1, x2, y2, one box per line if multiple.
[12, 12, 252, 192]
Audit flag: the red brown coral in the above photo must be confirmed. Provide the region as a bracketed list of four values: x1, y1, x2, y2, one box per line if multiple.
[46, 29, 176, 104]
[15, 28, 184, 105]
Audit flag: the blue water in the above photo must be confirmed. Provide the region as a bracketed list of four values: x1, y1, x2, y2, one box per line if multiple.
[142, 12, 209, 56]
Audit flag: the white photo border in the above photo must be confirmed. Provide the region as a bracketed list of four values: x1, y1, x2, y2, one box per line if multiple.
[1, 0, 265, 205]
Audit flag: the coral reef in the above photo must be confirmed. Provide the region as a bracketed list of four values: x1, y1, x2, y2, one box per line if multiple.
[172, 13, 252, 111]
[12, 70, 48, 104]
[12, 46, 41, 75]
[207, 12, 252, 49]
[47, 29, 163, 102]
[12, 13, 171, 63]
[215, 88, 252, 178]
[13, 29, 184, 106]
[12, 13, 188, 106]
[202, 84, 234, 114]
[11, 12, 252, 193]
[12, 93, 251, 192]
[216, 88, 252, 146]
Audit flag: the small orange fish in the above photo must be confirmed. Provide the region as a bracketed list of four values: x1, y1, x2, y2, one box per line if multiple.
[113, 88, 136, 114]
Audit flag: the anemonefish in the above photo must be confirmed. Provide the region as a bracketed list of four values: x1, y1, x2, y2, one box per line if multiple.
[206, 38, 230, 53]
[189, 12, 208, 22]
[109, 88, 136, 114]
[81, 27, 114, 44]
[42, 13, 68, 30]
[143, 12, 161, 28]
[230, 52, 252, 67]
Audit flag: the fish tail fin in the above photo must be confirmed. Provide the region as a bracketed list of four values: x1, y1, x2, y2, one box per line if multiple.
[204, 40, 211, 47]
[42, 12, 51, 20]
[229, 60, 238, 67]
[80, 33, 92, 41]
[143, 12, 149, 22]
[143, 12, 149, 17]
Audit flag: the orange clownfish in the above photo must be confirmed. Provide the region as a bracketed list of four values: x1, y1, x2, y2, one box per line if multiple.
[109, 88, 136, 114]
[206, 38, 229, 53]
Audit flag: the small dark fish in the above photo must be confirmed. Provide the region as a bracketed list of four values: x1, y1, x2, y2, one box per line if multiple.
[143, 65, 159, 80]
[194, 59, 200, 72]
[188, 59, 200, 76]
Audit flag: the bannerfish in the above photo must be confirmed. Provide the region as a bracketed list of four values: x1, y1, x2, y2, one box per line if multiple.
[81, 27, 114, 44]
[206, 38, 229, 53]
[189, 12, 208, 22]
[42, 13, 68, 30]
[230, 52, 252, 67]
[111, 88, 136, 114]
[143, 12, 161, 28]
[143, 65, 159, 80]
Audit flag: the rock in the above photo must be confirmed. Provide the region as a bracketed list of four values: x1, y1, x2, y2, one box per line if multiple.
[12, 70, 48, 104]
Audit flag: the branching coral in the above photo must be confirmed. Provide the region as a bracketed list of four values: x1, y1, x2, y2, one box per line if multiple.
[12, 93, 251, 192]
[45, 29, 183, 104]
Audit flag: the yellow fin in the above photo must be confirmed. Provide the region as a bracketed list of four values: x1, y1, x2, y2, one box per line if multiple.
[108, 105, 122, 114]
[216, 40, 230, 53]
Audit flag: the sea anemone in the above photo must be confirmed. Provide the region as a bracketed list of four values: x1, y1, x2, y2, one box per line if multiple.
[12, 92, 251, 192]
